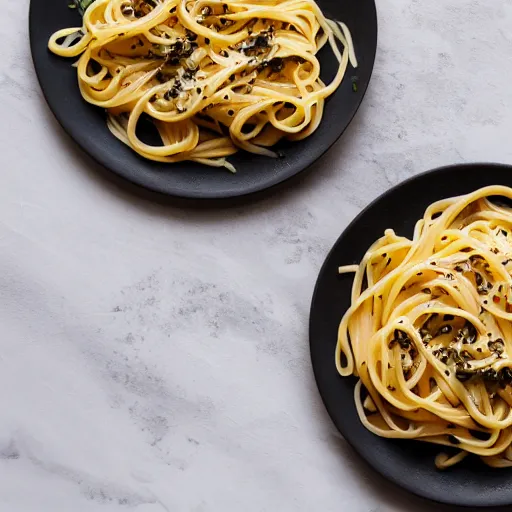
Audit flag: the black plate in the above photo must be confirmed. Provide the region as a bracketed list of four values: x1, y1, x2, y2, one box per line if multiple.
[29, 0, 377, 199]
[310, 163, 512, 508]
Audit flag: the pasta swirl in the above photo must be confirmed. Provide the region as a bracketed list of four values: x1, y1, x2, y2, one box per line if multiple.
[48, 0, 357, 171]
[337, 186, 512, 469]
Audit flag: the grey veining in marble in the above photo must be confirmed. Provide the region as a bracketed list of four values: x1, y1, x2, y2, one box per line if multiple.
[2, 1, 512, 511]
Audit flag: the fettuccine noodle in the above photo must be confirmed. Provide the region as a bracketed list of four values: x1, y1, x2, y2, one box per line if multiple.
[337, 186, 512, 469]
[48, 0, 357, 172]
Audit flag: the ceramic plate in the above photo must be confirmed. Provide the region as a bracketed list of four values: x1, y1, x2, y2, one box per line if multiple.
[29, 0, 377, 199]
[310, 163, 512, 508]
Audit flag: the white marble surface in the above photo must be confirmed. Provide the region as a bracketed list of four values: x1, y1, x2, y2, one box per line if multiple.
[2, 1, 512, 511]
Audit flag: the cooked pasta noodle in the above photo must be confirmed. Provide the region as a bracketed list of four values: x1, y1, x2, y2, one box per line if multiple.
[48, 0, 357, 172]
[337, 186, 512, 469]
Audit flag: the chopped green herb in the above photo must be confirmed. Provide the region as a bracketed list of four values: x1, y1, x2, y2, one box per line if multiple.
[351, 75, 359, 93]
[72, 0, 97, 15]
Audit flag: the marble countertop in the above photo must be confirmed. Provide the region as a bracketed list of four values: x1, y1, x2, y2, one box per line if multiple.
[2, 1, 512, 511]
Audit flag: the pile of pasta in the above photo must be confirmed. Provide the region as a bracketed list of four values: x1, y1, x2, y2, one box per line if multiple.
[337, 186, 512, 469]
[49, 0, 357, 171]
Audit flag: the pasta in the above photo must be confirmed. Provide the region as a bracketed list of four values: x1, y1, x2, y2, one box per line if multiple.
[48, 0, 357, 172]
[337, 186, 512, 469]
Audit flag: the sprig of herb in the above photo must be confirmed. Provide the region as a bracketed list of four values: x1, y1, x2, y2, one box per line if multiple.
[69, 0, 96, 15]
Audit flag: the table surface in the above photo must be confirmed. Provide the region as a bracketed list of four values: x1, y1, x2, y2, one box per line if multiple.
[3, 1, 512, 511]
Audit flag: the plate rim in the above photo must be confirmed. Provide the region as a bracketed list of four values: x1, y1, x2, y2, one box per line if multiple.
[309, 162, 512, 508]
[28, 0, 378, 200]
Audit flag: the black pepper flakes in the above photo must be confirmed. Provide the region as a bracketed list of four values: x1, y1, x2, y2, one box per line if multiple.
[270, 58, 283, 73]
[255, 35, 268, 48]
